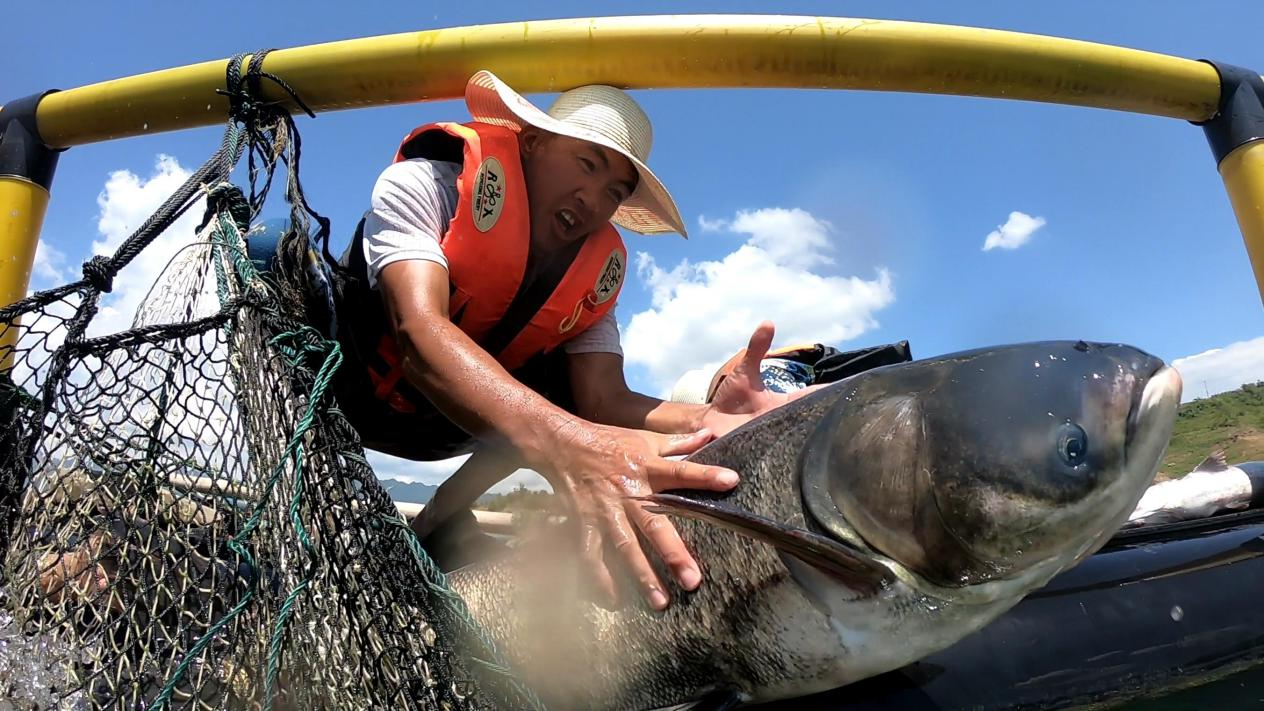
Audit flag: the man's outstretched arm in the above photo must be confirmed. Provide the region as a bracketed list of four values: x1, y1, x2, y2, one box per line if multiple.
[568, 321, 822, 439]
[377, 259, 738, 609]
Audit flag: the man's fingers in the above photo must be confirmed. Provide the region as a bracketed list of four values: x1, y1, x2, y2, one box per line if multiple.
[566, 481, 618, 609]
[629, 500, 702, 592]
[647, 458, 738, 492]
[654, 429, 715, 457]
[603, 504, 670, 611]
[579, 518, 619, 609]
[740, 320, 776, 375]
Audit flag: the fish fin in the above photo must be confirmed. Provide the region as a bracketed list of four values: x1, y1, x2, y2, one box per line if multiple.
[777, 550, 872, 610]
[1194, 449, 1230, 473]
[640, 493, 892, 595]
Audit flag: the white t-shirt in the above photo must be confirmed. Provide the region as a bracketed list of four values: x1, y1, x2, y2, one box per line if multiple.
[349, 158, 623, 357]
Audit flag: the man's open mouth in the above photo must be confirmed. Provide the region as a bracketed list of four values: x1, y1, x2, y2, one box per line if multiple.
[557, 208, 579, 234]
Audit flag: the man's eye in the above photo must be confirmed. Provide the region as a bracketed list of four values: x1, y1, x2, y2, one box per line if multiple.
[579, 157, 594, 171]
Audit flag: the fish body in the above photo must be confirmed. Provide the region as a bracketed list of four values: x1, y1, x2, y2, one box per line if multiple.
[449, 341, 1182, 709]
[1127, 452, 1264, 527]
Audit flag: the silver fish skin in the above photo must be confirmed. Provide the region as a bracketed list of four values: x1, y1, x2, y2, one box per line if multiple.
[449, 341, 1182, 710]
[1127, 452, 1264, 527]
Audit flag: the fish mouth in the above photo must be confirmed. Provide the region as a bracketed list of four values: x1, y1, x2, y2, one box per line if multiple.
[1127, 364, 1182, 456]
[1132, 356, 1178, 445]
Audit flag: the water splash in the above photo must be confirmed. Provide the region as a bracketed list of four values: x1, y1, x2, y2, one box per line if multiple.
[0, 591, 91, 710]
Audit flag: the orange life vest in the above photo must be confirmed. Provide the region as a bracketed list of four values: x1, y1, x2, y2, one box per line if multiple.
[367, 121, 627, 412]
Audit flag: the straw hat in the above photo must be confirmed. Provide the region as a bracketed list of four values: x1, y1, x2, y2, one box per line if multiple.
[464, 70, 687, 237]
[669, 368, 714, 404]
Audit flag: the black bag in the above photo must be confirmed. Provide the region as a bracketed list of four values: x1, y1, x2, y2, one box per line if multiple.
[780, 340, 914, 385]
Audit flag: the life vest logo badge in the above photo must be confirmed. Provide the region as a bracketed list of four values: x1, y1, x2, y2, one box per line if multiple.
[472, 157, 506, 232]
[593, 250, 625, 305]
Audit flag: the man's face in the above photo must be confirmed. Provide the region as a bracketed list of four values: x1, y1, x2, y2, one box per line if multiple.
[520, 130, 638, 252]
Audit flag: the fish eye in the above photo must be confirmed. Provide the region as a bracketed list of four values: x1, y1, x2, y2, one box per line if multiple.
[1056, 423, 1089, 467]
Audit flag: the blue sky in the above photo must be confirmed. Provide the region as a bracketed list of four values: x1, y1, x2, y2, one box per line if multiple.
[7, 1, 1264, 485]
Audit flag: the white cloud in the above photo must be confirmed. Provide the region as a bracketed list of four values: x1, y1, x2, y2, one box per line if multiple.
[697, 215, 729, 233]
[368, 451, 550, 495]
[7, 151, 204, 396]
[489, 469, 550, 494]
[731, 208, 833, 271]
[42, 157, 237, 458]
[14, 241, 73, 396]
[369, 451, 470, 485]
[88, 154, 208, 337]
[625, 207, 894, 394]
[1173, 336, 1264, 403]
[31, 239, 67, 287]
[983, 210, 1047, 251]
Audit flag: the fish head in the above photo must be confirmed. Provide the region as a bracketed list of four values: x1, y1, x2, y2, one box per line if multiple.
[802, 340, 1182, 591]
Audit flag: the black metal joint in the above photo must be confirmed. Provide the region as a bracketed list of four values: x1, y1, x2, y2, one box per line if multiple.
[0, 90, 63, 190]
[1194, 61, 1264, 166]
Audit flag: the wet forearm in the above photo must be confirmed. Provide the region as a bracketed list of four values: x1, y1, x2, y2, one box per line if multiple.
[591, 389, 706, 434]
[394, 316, 575, 462]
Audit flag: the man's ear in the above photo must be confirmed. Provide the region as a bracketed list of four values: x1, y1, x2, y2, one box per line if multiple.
[519, 127, 545, 157]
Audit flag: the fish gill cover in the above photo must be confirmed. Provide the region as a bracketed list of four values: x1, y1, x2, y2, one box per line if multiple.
[0, 53, 539, 711]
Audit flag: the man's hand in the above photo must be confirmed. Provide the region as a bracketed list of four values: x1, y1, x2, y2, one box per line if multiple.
[532, 422, 737, 612]
[701, 321, 821, 437]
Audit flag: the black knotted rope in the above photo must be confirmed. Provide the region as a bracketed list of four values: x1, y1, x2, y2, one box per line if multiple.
[80, 255, 115, 294]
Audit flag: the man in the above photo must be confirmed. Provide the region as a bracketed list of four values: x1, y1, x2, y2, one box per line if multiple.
[332, 70, 799, 611]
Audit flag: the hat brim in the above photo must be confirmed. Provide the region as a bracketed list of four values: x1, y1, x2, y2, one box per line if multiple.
[464, 70, 688, 238]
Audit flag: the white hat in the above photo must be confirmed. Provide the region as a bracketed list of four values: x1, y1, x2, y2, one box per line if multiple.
[464, 70, 688, 238]
[669, 368, 714, 404]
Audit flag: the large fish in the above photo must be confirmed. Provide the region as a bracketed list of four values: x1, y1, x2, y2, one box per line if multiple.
[1125, 450, 1264, 527]
[448, 341, 1182, 709]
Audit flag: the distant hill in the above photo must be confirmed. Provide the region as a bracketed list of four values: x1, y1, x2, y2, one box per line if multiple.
[376, 478, 500, 507]
[1161, 381, 1264, 479]
[377, 479, 439, 504]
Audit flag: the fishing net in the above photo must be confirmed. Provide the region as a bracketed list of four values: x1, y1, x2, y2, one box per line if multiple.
[0, 53, 541, 710]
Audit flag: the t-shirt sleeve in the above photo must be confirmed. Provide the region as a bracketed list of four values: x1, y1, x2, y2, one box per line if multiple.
[562, 308, 624, 357]
[358, 157, 623, 358]
[359, 158, 462, 289]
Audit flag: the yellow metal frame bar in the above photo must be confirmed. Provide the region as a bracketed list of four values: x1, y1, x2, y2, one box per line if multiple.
[0, 177, 48, 358]
[0, 14, 1260, 303]
[1220, 142, 1264, 297]
[30, 15, 1223, 147]
[0, 177, 46, 309]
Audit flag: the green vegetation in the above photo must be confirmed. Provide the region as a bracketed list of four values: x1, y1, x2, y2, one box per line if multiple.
[1161, 382, 1264, 478]
[479, 485, 563, 515]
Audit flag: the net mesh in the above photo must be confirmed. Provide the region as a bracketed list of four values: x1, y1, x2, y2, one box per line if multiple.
[0, 53, 541, 711]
